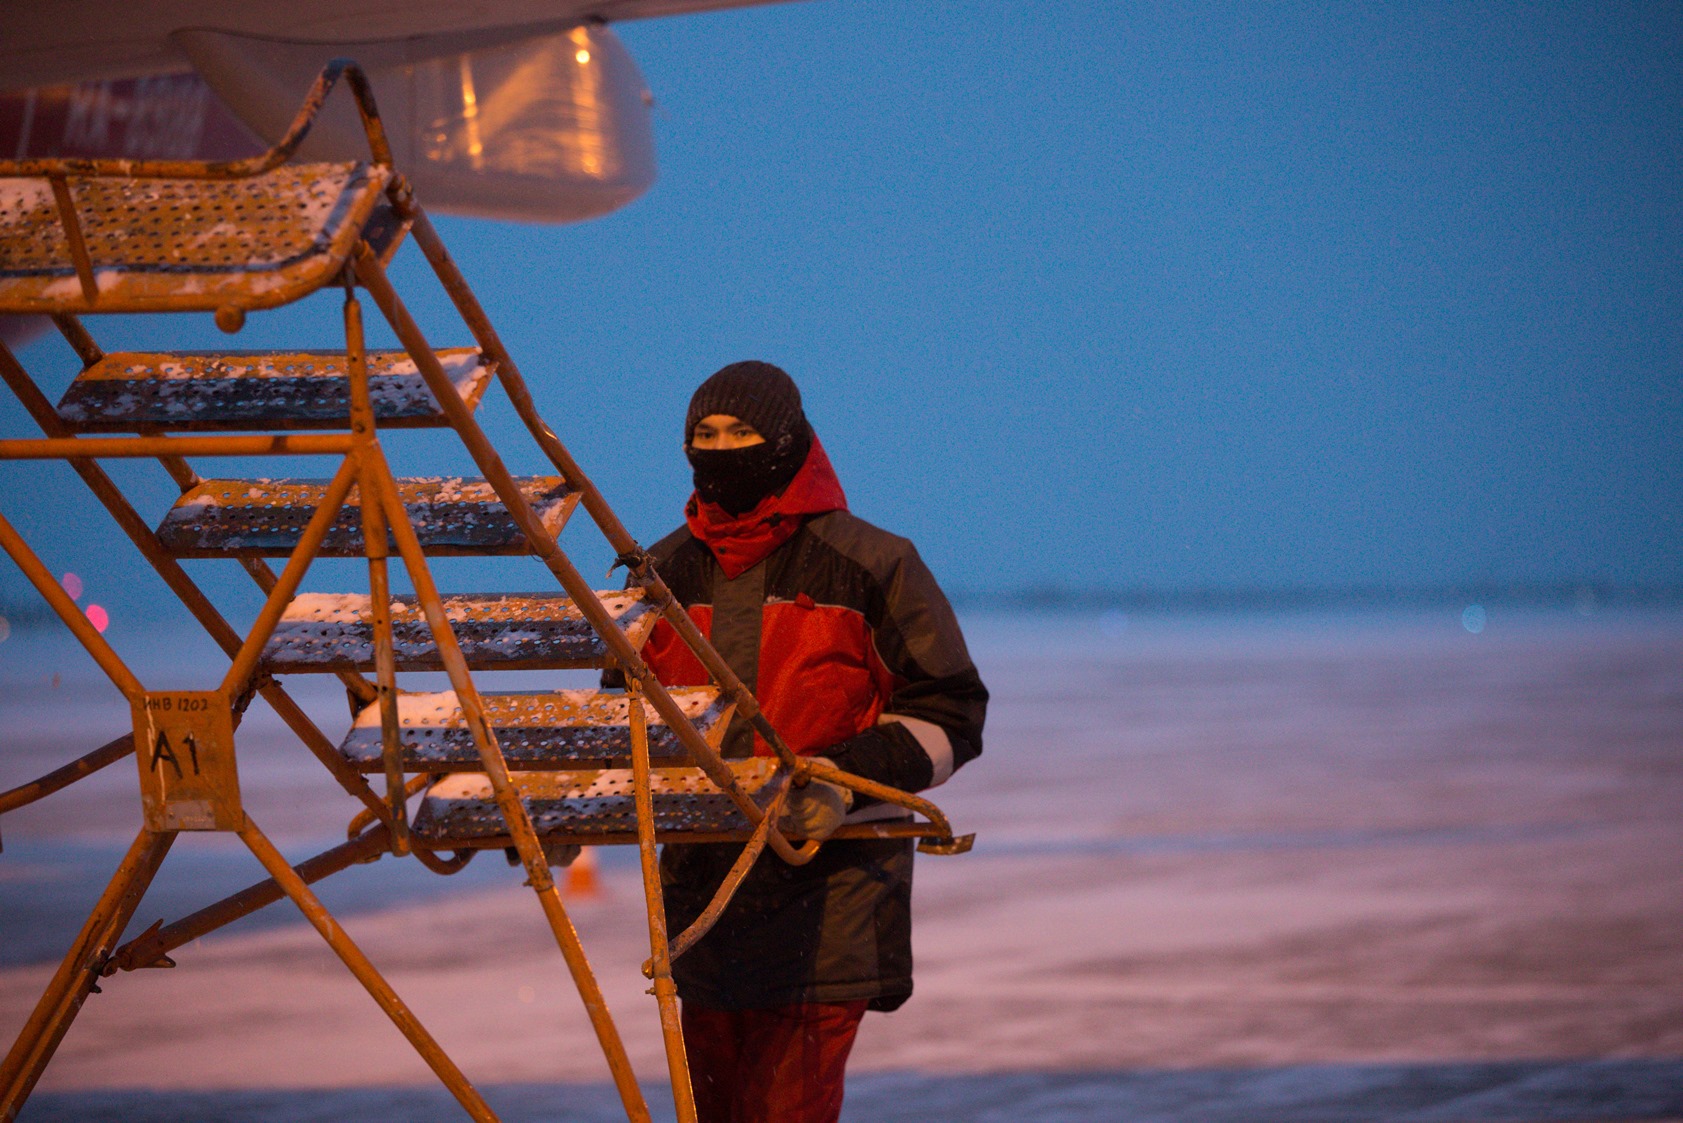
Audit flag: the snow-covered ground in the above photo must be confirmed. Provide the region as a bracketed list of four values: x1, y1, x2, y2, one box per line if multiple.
[3, 607, 1681, 1121]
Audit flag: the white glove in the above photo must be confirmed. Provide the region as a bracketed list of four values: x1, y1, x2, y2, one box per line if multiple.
[780, 758, 853, 842]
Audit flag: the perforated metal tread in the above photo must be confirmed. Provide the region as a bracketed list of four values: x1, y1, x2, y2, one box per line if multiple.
[155, 476, 576, 558]
[57, 349, 494, 432]
[413, 758, 783, 846]
[339, 687, 733, 771]
[0, 163, 390, 314]
[260, 590, 659, 672]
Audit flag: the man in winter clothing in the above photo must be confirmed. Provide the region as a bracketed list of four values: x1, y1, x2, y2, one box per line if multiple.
[633, 360, 986, 1123]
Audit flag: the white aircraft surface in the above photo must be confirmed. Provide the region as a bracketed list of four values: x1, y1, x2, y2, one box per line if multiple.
[1, 1, 795, 223]
[0, 1, 796, 346]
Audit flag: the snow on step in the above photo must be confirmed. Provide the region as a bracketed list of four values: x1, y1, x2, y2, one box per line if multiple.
[260, 590, 659, 672]
[413, 758, 782, 845]
[155, 476, 576, 557]
[56, 349, 494, 431]
[338, 687, 734, 771]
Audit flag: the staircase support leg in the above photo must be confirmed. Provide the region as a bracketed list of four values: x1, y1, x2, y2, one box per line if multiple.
[343, 284, 409, 853]
[627, 678, 698, 1123]
[236, 816, 498, 1122]
[110, 826, 393, 972]
[0, 829, 175, 1121]
[365, 448, 652, 1123]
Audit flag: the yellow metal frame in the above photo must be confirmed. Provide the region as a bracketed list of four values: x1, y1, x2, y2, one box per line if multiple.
[0, 60, 972, 1123]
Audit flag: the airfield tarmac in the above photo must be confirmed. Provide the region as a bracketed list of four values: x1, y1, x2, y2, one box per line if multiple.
[2, 607, 1680, 1121]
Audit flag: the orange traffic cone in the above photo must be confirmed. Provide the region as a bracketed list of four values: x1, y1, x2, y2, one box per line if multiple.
[563, 847, 603, 898]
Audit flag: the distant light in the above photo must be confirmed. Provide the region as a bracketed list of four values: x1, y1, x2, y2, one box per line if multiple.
[1574, 586, 1597, 616]
[61, 572, 83, 600]
[1461, 604, 1486, 634]
[86, 604, 109, 633]
[0, 615, 10, 643]
[1099, 609, 1129, 639]
[457, 57, 485, 169]
[575, 49, 591, 64]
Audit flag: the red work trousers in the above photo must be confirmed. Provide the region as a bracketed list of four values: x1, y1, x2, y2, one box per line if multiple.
[680, 1000, 869, 1123]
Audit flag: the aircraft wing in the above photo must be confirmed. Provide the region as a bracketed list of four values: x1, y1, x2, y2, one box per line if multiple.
[1, 0, 803, 90]
[0, 0, 806, 230]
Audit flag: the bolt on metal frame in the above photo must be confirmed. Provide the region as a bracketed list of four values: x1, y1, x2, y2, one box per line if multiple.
[0, 60, 972, 1122]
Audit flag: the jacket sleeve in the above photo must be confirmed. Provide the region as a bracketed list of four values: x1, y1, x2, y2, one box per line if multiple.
[825, 542, 986, 795]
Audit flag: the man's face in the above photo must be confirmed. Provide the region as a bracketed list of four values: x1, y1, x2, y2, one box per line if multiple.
[690, 413, 765, 450]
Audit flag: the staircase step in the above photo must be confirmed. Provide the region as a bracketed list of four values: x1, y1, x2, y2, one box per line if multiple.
[412, 758, 782, 846]
[261, 590, 659, 672]
[57, 348, 494, 432]
[0, 162, 389, 315]
[156, 476, 576, 558]
[339, 687, 733, 771]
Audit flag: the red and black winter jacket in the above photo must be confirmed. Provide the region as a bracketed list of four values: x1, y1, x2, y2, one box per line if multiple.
[635, 438, 986, 1010]
[639, 437, 985, 793]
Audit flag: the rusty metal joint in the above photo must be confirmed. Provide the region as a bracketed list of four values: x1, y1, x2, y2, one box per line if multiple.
[106, 921, 175, 974]
[610, 547, 650, 575]
[345, 773, 429, 839]
[232, 673, 275, 718]
[387, 174, 416, 213]
[86, 954, 114, 991]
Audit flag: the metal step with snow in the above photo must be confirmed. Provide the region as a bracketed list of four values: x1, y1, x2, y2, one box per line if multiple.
[411, 758, 783, 847]
[0, 163, 391, 316]
[155, 476, 576, 558]
[338, 687, 734, 772]
[56, 349, 494, 432]
[259, 590, 660, 672]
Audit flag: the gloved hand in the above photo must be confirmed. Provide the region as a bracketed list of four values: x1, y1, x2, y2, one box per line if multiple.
[779, 758, 853, 842]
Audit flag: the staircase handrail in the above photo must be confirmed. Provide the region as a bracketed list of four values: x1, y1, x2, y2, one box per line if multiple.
[0, 58, 391, 180]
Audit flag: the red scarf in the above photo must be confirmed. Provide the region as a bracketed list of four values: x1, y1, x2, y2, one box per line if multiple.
[685, 437, 848, 578]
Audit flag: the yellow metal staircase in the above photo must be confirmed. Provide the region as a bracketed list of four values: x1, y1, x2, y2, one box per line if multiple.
[0, 60, 970, 1123]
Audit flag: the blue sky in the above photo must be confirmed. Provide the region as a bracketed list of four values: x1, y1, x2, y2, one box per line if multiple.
[2, 0, 1679, 625]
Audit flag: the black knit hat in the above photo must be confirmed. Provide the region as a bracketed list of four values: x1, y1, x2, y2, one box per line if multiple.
[685, 361, 809, 457]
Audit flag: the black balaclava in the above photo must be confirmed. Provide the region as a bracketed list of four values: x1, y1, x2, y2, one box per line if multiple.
[685, 361, 813, 515]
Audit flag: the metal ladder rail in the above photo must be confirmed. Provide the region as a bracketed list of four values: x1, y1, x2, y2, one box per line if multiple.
[398, 204, 810, 778]
[352, 240, 822, 865]
[394, 206, 969, 848]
